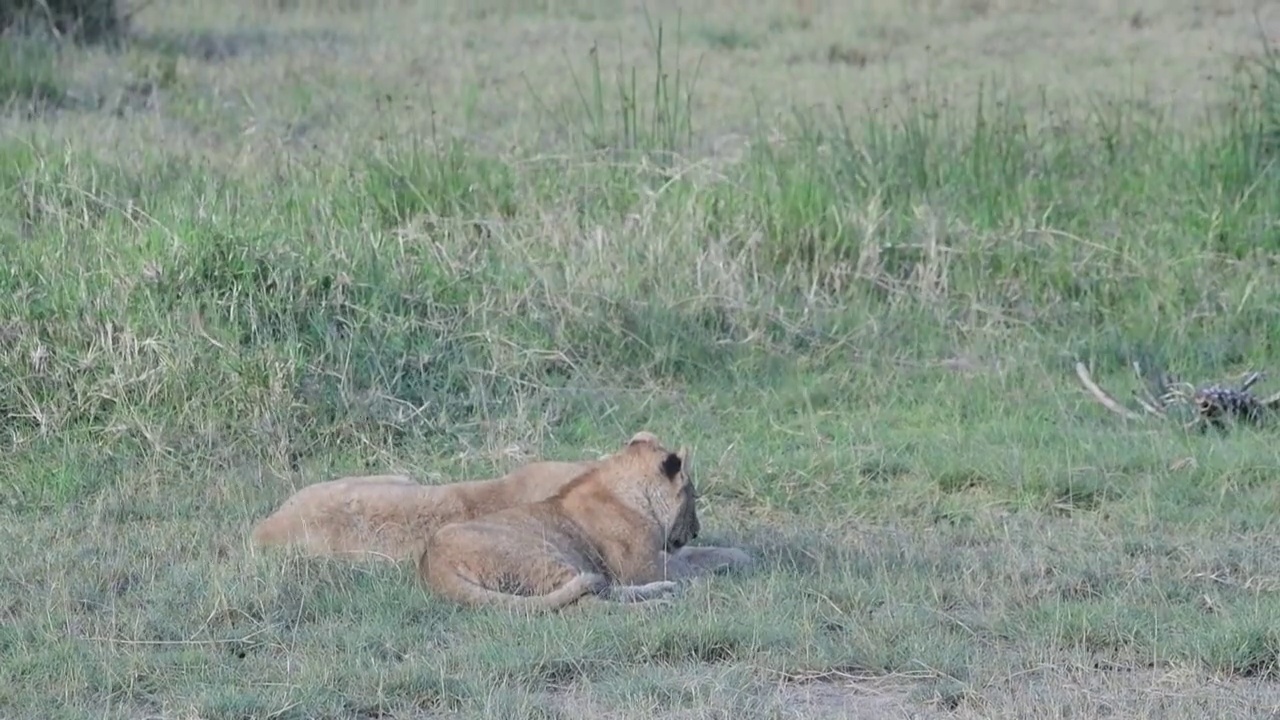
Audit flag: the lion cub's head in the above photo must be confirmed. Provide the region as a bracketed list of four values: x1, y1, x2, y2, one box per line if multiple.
[620, 433, 699, 552]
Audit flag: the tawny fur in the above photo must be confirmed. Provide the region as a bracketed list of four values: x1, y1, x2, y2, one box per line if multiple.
[418, 434, 747, 612]
[249, 433, 661, 561]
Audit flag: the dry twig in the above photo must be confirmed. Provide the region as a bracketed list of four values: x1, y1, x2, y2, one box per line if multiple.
[1074, 360, 1280, 433]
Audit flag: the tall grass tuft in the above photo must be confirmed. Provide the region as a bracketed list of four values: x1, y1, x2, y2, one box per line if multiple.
[535, 13, 700, 160]
[0, 34, 64, 106]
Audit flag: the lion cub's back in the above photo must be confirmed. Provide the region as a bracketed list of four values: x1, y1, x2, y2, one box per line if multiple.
[447, 460, 598, 511]
[250, 475, 429, 549]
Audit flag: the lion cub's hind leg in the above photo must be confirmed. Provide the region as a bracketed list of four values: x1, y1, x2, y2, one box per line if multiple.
[420, 521, 607, 612]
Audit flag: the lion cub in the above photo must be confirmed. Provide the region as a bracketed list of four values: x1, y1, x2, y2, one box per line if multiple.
[419, 434, 704, 611]
[250, 434, 658, 561]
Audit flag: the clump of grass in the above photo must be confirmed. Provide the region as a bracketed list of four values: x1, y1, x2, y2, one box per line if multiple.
[361, 138, 519, 230]
[0, 0, 127, 44]
[720, 65, 1280, 372]
[0, 34, 64, 106]
[531, 14, 700, 160]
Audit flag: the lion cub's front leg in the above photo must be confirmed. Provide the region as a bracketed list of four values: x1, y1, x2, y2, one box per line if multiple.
[593, 547, 684, 604]
[664, 545, 754, 580]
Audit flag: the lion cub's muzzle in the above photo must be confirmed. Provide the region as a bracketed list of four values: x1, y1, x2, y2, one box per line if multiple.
[664, 481, 699, 552]
[665, 515, 698, 552]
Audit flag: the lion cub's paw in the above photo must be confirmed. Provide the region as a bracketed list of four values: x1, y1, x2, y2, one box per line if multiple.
[607, 580, 679, 604]
[638, 579, 679, 597]
[633, 595, 677, 611]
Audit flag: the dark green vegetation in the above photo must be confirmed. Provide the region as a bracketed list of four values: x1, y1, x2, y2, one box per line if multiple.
[3, 1, 1280, 717]
[1, 0, 126, 46]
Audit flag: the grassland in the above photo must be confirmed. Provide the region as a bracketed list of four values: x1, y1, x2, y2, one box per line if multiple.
[3, 0, 1280, 717]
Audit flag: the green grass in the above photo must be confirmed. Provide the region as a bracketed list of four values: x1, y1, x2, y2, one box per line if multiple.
[0, 35, 66, 107]
[4, 1, 1280, 717]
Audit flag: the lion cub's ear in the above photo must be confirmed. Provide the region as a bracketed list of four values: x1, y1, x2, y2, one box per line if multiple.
[627, 430, 660, 446]
[660, 452, 683, 479]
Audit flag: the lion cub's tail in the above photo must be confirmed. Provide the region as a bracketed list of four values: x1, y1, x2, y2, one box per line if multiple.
[437, 571, 607, 612]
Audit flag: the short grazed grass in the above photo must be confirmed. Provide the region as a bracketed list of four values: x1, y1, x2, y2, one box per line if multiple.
[3, 1, 1280, 717]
